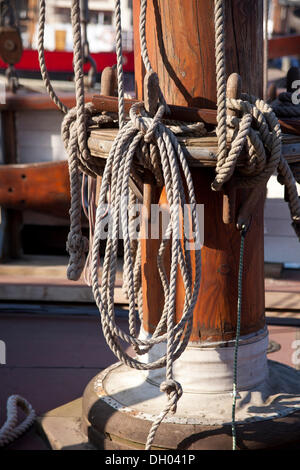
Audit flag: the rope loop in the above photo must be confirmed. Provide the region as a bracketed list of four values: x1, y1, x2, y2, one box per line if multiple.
[0, 395, 36, 447]
[129, 102, 165, 142]
[212, 93, 282, 192]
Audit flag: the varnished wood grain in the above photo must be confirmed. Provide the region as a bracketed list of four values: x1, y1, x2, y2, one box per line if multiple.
[133, 0, 263, 107]
[88, 128, 300, 167]
[0, 161, 70, 218]
[175, 169, 265, 342]
[1, 110, 23, 259]
[132, 0, 265, 342]
[0, 92, 94, 111]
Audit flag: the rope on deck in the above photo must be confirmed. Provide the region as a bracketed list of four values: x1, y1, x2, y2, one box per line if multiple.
[0, 395, 36, 447]
[34, 0, 300, 453]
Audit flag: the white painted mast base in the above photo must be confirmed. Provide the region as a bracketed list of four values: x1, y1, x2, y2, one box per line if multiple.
[89, 328, 300, 427]
[91, 361, 300, 427]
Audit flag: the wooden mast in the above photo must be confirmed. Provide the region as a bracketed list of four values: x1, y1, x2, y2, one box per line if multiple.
[133, 0, 265, 343]
[80, 1, 300, 450]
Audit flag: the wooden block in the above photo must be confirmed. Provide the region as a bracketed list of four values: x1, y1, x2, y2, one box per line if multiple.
[264, 262, 283, 279]
[37, 398, 95, 450]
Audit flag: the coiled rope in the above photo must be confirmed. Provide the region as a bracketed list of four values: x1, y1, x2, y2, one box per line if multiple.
[0, 395, 36, 447]
[91, 0, 202, 450]
[213, 0, 300, 451]
[36, 0, 300, 453]
[213, 0, 300, 235]
[272, 91, 300, 118]
[37, 0, 203, 450]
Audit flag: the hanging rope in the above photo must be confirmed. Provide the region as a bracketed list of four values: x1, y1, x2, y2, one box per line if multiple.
[0, 395, 36, 447]
[212, 0, 227, 191]
[35, 0, 300, 453]
[212, 1, 300, 237]
[38, 0, 69, 114]
[231, 226, 246, 451]
[90, 0, 201, 450]
[212, 0, 300, 450]
[114, 0, 125, 129]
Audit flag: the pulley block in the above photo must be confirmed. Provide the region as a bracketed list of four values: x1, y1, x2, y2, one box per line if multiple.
[0, 26, 23, 65]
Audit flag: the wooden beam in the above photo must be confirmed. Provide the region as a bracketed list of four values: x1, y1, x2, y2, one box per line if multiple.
[0, 92, 94, 112]
[92, 94, 217, 125]
[268, 35, 300, 60]
[92, 94, 300, 136]
[0, 161, 70, 218]
[87, 128, 300, 167]
[1, 110, 22, 259]
[132, 0, 265, 343]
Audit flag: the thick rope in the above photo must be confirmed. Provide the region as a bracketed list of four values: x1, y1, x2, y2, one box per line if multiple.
[212, 2, 300, 239]
[212, 0, 227, 190]
[37, 5, 201, 453]
[212, 0, 300, 451]
[60, 1, 112, 281]
[271, 91, 300, 118]
[113, 0, 201, 448]
[139, 0, 169, 113]
[115, 0, 125, 129]
[212, 92, 300, 236]
[38, 0, 69, 114]
[0, 395, 35, 447]
[91, 101, 201, 450]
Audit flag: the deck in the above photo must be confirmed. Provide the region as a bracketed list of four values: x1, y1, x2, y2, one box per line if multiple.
[0, 256, 299, 450]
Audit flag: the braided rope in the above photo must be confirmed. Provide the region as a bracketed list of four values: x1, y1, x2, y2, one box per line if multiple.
[231, 227, 246, 451]
[115, 0, 125, 128]
[0, 395, 36, 447]
[213, 93, 300, 230]
[61, 0, 115, 281]
[212, 1, 300, 238]
[139, 0, 169, 113]
[91, 102, 201, 450]
[272, 91, 300, 118]
[212, 0, 227, 190]
[38, 0, 69, 114]
[212, 0, 300, 450]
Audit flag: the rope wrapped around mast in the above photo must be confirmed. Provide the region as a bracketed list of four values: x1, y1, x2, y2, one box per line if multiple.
[37, 0, 203, 450]
[213, 0, 300, 238]
[36, 0, 300, 453]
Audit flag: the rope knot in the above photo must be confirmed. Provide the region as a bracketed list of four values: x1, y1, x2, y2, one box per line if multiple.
[66, 232, 89, 281]
[129, 101, 165, 144]
[160, 379, 183, 414]
[213, 94, 282, 193]
[144, 104, 165, 143]
[66, 232, 88, 254]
